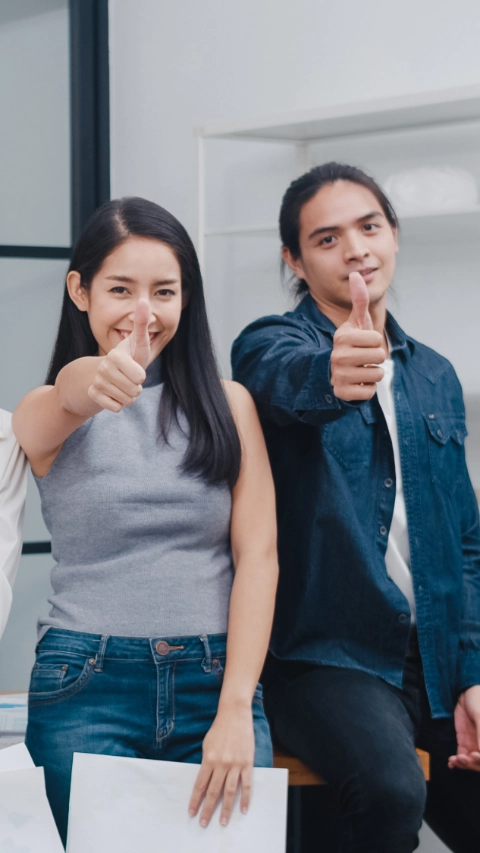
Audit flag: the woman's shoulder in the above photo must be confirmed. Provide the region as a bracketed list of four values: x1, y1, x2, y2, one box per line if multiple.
[221, 379, 254, 408]
[221, 380, 259, 430]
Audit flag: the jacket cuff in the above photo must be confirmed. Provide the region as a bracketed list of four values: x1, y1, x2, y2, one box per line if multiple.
[457, 650, 480, 695]
[293, 353, 363, 415]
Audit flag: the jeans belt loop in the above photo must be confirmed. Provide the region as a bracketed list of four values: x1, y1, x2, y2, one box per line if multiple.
[200, 634, 212, 673]
[94, 635, 110, 673]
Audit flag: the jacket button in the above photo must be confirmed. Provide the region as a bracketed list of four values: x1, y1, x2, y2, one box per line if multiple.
[380, 525, 388, 535]
[437, 429, 443, 438]
[428, 413, 435, 419]
[325, 394, 333, 403]
[398, 614, 408, 624]
[384, 478, 393, 488]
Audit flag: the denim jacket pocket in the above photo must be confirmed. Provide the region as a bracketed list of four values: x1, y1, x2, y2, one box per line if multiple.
[29, 652, 95, 706]
[320, 404, 377, 469]
[424, 412, 467, 492]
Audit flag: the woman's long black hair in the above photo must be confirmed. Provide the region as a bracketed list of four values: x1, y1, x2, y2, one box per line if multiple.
[47, 197, 241, 489]
[279, 162, 399, 298]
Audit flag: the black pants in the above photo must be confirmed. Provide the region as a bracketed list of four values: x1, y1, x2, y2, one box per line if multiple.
[263, 635, 480, 853]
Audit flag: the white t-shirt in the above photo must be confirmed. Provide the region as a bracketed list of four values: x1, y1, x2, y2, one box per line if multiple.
[375, 359, 416, 623]
[0, 409, 28, 637]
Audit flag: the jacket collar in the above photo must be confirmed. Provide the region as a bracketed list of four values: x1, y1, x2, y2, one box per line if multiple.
[294, 292, 415, 359]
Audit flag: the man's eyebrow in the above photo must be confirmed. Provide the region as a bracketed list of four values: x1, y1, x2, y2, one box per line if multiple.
[105, 275, 179, 285]
[307, 211, 383, 241]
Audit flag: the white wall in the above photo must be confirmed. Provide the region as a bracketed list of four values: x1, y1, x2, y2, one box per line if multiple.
[109, 0, 480, 475]
[110, 0, 480, 231]
[109, 3, 480, 850]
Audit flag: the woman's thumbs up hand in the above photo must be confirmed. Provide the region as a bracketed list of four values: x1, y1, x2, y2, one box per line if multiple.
[115, 299, 151, 369]
[87, 300, 151, 412]
[330, 272, 386, 402]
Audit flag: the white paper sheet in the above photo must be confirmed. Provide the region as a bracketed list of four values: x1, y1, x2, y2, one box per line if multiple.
[67, 753, 288, 853]
[0, 766, 64, 852]
[0, 742, 34, 772]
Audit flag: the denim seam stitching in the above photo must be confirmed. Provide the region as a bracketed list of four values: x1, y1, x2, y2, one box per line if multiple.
[155, 662, 176, 743]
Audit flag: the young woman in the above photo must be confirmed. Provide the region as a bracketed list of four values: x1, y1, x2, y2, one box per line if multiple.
[232, 163, 480, 852]
[0, 408, 27, 638]
[13, 197, 278, 845]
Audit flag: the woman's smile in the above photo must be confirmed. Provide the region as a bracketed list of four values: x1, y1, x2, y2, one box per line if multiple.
[114, 328, 160, 344]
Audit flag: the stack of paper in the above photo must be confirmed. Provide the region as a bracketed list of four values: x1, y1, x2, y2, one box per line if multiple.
[0, 743, 64, 851]
[67, 753, 288, 853]
[0, 693, 28, 749]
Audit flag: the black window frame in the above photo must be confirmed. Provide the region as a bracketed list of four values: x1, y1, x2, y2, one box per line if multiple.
[0, 0, 110, 261]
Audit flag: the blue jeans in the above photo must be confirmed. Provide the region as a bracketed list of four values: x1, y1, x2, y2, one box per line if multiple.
[26, 629, 273, 846]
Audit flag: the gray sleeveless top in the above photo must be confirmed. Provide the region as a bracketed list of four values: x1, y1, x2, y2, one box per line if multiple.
[35, 359, 234, 639]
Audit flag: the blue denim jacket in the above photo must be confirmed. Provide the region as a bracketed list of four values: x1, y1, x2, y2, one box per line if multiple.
[231, 294, 480, 718]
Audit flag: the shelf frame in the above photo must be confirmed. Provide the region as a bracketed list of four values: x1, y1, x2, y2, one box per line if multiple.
[196, 84, 480, 271]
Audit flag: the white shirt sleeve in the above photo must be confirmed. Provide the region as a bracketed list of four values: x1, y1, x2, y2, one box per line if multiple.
[0, 409, 28, 638]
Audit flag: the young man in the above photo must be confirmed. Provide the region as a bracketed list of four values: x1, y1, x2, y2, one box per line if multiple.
[231, 163, 480, 852]
[0, 409, 27, 638]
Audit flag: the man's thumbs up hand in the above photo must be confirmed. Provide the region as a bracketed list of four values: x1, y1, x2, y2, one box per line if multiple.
[330, 272, 386, 402]
[347, 271, 374, 331]
[87, 300, 151, 413]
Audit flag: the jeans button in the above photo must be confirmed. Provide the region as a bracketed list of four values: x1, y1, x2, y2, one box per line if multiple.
[156, 641, 170, 655]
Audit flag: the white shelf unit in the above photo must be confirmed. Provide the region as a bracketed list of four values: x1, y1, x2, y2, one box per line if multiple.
[196, 84, 480, 269]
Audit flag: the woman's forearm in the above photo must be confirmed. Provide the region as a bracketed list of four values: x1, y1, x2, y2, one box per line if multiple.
[218, 551, 278, 712]
[55, 356, 105, 417]
[13, 357, 104, 466]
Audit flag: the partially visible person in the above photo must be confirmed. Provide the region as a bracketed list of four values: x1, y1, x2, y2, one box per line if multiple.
[0, 408, 27, 638]
[13, 197, 278, 846]
[232, 163, 480, 853]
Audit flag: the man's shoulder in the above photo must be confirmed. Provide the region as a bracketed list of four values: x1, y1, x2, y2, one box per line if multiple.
[407, 336, 460, 386]
[233, 300, 329, 349]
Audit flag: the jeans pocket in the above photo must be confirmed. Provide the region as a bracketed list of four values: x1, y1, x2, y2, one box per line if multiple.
[29, 652, 95, 706]
[29, 664, 67, 693]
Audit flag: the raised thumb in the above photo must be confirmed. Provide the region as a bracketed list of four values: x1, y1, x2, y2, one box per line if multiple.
[131, 299, 151, 368]
[348, 271, 373, 331]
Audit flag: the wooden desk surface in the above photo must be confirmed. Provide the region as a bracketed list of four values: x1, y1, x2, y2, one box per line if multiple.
[274, 745, 430, 784]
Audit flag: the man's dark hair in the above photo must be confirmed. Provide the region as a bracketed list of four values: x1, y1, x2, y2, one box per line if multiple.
[279, 162, 399, 296]
[47, 197, 241, 488]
